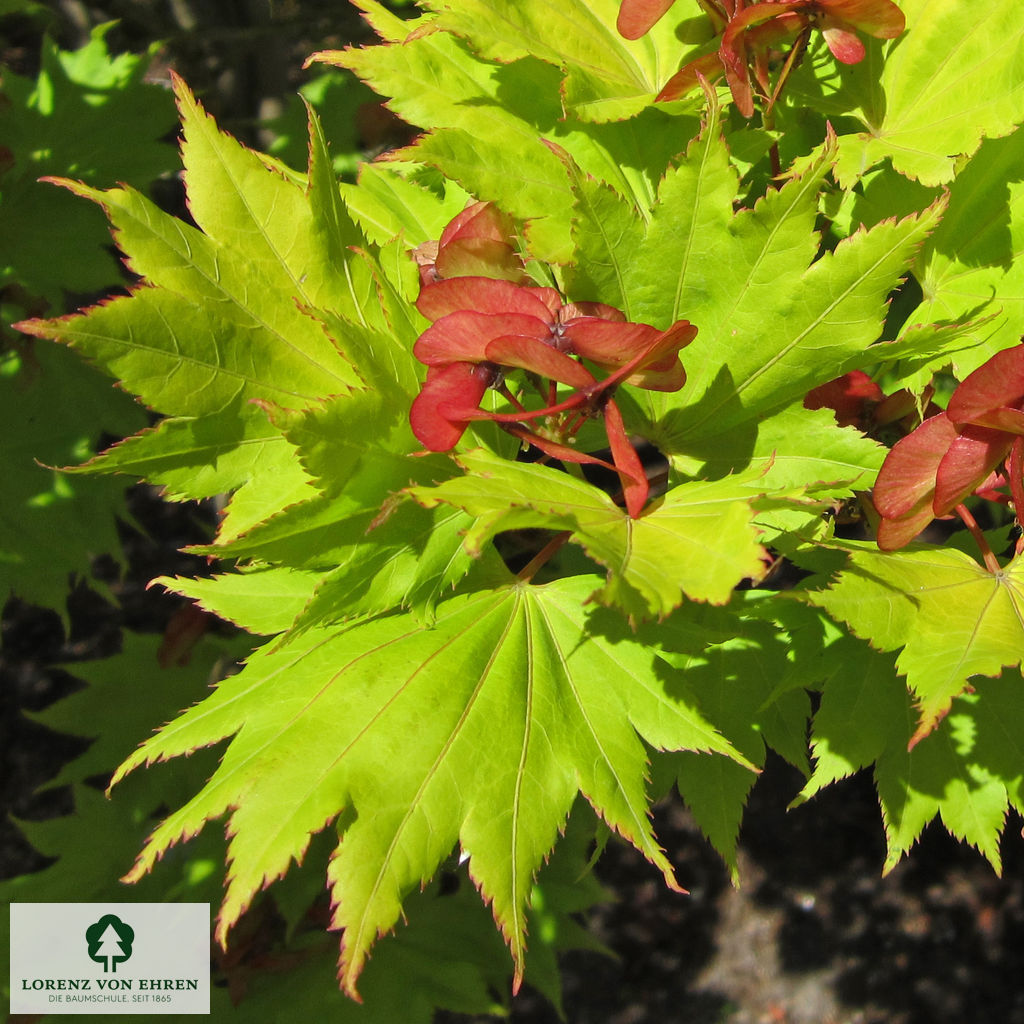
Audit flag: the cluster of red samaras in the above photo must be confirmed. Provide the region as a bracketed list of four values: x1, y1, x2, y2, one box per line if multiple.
[808, 349, 1024, 553]
[618, 0, 905, 116]
[409, 203, 696, 517]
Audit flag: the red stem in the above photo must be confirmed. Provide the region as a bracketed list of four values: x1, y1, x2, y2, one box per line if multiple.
[955, 503, 1000, 574]
[766, 26, 809, 119]
[566, 412, 589, 437]
[516, 531, 571, 583]
[459, 388, 588, 423]
[497, 383, 528, 414]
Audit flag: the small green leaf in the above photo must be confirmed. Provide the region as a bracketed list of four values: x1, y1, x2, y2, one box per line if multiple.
[658, 615, 805, 880]
[799, 638, 908, 799]
[799, 635, 1018, 873]
[808, 543, 1024, 747]
[875, 685, 1017, 874]
[424, 0, 703, 122]
[40, 630, 245, 786]
[912, 126, 1024, 377]
[410, 449, 771, 618]
[832, 0, 1024, 186]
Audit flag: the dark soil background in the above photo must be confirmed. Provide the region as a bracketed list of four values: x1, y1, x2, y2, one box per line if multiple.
[540, 767, 1024, 1024]
[5, 3, 1024, 1022]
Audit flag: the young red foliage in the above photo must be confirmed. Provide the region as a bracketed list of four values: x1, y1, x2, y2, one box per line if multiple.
[408, 204, 697, 517]
[805, 370, 885, 430]
[649, 0, 904, 114]
[616, 0, 680, 38]
[805, 369, 935, 435]
[413, 201, 528, 285]
[873, 346, 1024, 553]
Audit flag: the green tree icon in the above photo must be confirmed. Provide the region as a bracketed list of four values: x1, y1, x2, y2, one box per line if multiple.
[85, 914, 135, 973]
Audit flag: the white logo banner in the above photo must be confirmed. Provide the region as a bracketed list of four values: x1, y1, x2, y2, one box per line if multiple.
[9, 903, 210, 1015]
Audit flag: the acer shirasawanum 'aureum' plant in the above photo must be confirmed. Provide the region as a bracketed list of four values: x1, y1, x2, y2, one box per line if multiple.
[16, 0, 1024, 1008]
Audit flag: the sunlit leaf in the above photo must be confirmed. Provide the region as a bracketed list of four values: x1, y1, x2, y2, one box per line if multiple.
[113, 579, 750, 994]
[832, 0, 1024, 186]
[423, 0, 701, 122]
[807, 542, 1024, 747]
[409, 449, 774, 619]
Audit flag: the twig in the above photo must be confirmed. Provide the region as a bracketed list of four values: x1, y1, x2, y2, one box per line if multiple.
[955, 503, 1000, 573]
[517, 532, 571, 583]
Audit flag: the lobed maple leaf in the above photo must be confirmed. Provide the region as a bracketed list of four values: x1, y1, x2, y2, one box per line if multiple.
[112, 579, 752, 997]
[831, 0, 1024, 187]
[808, 541, 1024, 748]
[798, 630, 1024, 875]
[409, 449, 779, 618]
